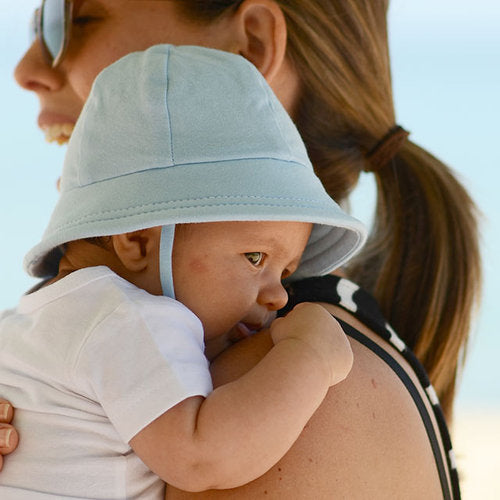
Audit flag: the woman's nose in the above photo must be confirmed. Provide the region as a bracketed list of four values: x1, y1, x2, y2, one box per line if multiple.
[257, 280, 289, 311]
[14, 41, 63, 93]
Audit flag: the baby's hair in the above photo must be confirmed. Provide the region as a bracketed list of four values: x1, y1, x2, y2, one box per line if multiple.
[85, 237, 112, 249]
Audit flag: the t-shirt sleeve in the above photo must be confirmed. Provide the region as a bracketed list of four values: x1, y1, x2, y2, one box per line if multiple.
[73, 295, 213, 443]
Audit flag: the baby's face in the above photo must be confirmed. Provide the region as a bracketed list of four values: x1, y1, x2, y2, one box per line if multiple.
[172, 221, 312, 339]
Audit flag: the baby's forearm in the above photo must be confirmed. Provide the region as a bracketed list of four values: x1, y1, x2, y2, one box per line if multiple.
[130, 337, 331, 492]
[194, 336, 332, 486]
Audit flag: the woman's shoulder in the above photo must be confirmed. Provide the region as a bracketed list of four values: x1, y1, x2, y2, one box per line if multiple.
[204, 316, 444, 499]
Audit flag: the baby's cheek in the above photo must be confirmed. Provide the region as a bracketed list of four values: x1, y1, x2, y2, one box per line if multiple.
[188, 257, 209, 275]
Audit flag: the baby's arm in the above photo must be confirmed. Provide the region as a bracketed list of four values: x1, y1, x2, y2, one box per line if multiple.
[130, 303, 352, 492]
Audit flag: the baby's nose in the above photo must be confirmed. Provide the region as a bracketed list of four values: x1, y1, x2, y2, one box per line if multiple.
[257, 281, 288, 311]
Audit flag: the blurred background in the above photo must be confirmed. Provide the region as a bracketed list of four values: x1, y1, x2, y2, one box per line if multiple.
[1, 0, 499, 497]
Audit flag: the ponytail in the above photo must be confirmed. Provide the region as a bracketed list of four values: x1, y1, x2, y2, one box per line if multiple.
[350, 142, 481, 417]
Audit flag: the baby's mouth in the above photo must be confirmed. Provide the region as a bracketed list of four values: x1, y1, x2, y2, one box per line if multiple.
[42, 123, 74, 145]
[224, 322, 264, 345]
[233, 313, 276, 339]
[234, 322, 260, 338]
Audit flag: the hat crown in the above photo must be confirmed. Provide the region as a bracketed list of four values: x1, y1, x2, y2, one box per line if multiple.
[62, 45, 310, 192]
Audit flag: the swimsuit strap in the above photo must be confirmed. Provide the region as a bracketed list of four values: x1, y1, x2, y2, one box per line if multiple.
[280, 275, 461, 499]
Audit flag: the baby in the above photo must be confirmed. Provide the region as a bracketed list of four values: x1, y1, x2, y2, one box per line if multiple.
[0, 45, 366, 499]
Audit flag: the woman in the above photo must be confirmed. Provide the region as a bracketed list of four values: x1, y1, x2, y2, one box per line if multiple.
[1, 0, 480, 497]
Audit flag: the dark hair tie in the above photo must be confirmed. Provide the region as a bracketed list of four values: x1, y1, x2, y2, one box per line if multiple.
[365, 125, 410, 173]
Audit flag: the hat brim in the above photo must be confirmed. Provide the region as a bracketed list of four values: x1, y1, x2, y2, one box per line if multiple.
[25, 158, 366, 278]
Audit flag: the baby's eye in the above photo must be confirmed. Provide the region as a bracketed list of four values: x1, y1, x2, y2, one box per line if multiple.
[245, 252, 264, 266]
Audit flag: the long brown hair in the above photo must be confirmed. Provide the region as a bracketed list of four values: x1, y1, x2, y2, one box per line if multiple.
[177, 0, 482, 419]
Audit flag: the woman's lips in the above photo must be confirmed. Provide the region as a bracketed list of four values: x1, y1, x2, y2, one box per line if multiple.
[38, 112, 75, 144]
[42, 123, 75, 144]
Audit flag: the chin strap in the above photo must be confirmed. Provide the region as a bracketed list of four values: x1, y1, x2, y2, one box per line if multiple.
[159, 225, 176, 298]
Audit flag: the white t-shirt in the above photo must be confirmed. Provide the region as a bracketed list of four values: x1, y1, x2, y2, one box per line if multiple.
[0, 266, 213, 499]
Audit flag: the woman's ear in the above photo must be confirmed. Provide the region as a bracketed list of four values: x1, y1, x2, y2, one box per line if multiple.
[112, 227, 161, 273]
[233, 0, 288, 83]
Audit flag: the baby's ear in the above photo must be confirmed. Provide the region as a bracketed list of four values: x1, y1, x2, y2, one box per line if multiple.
[112, 227, 161, 272]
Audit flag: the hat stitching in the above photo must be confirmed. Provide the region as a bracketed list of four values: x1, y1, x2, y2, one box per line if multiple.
[63, 157, 311, 192]
[164, 45, 175, 165]
[256, 75, 294, 161]
[44, 199, 337, 234]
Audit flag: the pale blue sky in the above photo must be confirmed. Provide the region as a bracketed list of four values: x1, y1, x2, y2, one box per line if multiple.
[1, 0, 499, 411]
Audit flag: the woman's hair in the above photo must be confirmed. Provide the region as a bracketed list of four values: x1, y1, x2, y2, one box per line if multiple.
[175, 0, 482, 419]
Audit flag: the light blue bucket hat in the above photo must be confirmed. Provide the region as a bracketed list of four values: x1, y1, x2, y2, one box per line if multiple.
[25, 44, 366, 297]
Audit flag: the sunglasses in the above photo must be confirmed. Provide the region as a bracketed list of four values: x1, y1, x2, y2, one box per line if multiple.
[30, 0, 73, 68]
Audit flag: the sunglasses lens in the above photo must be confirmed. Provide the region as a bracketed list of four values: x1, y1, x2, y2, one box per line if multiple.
[29, 10, 38, 44]
[41, 0, 66, 61]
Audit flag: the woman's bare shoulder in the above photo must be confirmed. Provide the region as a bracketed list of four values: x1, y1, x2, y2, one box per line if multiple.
[166, 306, 445, 499]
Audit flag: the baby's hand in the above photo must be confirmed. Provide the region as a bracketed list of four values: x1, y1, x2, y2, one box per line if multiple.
[270, 303, 353, 387]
